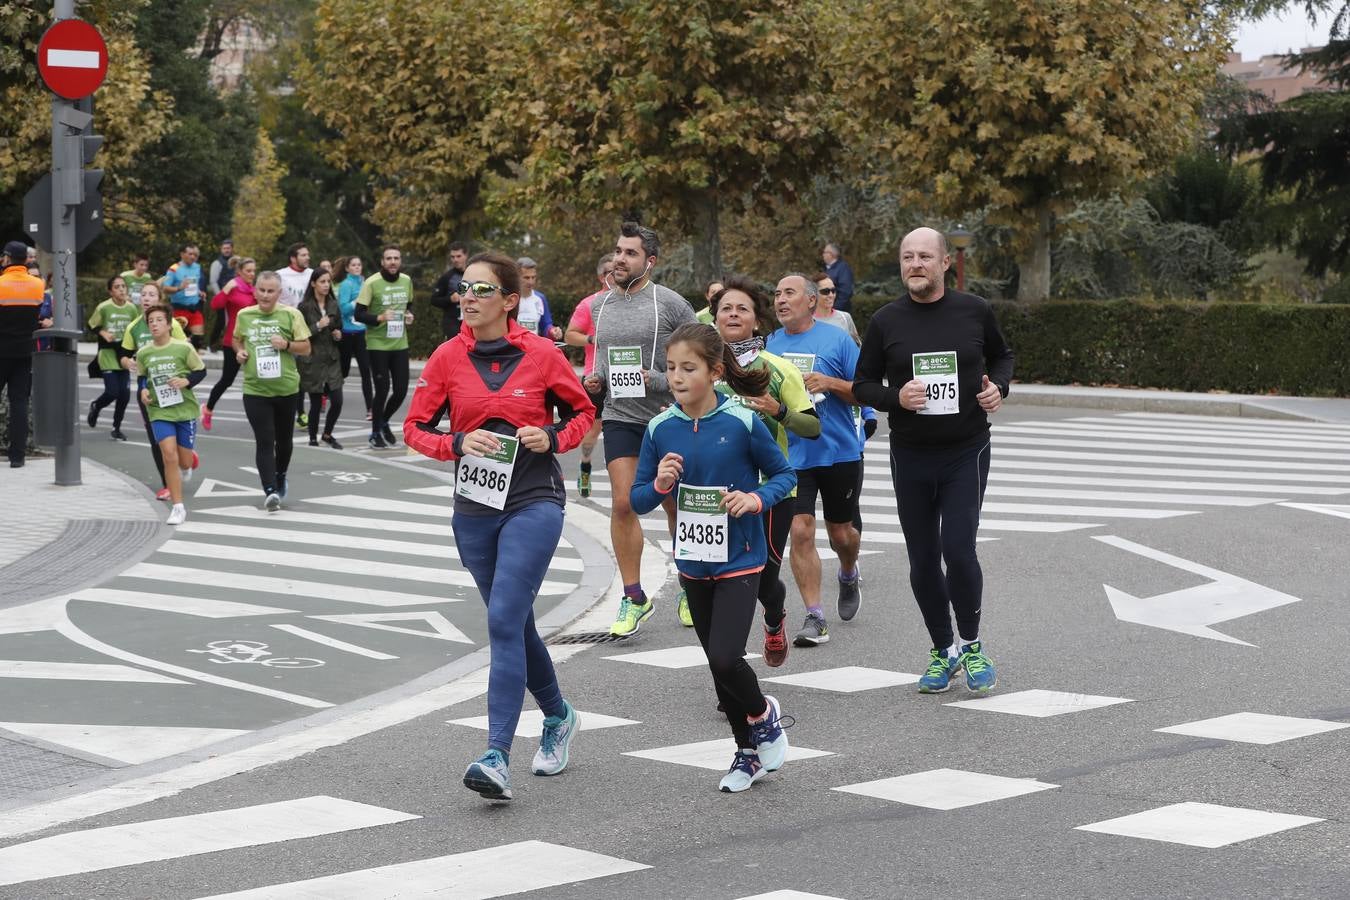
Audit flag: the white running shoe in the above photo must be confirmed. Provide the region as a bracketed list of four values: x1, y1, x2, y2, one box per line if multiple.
[532, 702, 579, 776]
[166, 503, 187, 525]
[180, 466, 193, 484]
[263, 492, 281, 512]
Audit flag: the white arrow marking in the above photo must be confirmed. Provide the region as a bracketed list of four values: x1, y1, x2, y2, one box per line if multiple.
[194, 478, 258, 499]
[1280, 502, 1350, 522]
[1094, 535, 1301, 645]
[308, 611, 472, 645]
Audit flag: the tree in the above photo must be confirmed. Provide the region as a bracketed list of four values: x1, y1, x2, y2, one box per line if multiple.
[833, 0, 1230, 300]
[505, 0, 837, 289]
[230, 129, 287, 260]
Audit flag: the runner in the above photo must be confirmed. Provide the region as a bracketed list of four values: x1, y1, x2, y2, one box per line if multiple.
[297, 268, 346, 448]
[695, 279, 724, 324]
[562, 253, 614, 497]
[135, 306, 207, 526]
[119, 283, 190, 500]
[86, 274, 138, 440]
[233, 271, 312, 510]
[206, 239, 235, 350]
[765, 273, 863, 648]
[355, 244, 414, 449]
[334, 255, 374, 421]
[631, 322, 794, 792]
[403, 252, 595, 802]
[202, 256, 256, 431]
[812, 272, 860, 344]
[159, 244, 205, 350]
[120, 254, 155, 304]
[853, 226, 1014, 694]
[515, 257, 563, 340]
[711, 277, 820, 668]
[582, 222, 698, 635]
[275, 243, 313, 308]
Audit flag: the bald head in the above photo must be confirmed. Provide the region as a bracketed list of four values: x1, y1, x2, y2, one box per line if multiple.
[900, 227, 949, 258]
[899, 227, 951, 302]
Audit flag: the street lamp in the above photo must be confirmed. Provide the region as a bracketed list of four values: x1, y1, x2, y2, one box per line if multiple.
[948, 226, 974, 292]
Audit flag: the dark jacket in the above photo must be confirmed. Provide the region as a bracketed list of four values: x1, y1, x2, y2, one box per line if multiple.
[428, 267, 465, 339]
[296, 294, 344, 393]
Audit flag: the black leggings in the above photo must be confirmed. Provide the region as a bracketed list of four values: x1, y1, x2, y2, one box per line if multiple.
[340, 331, 374, 413]
[368, 348, 409, 433]
[92, 369, 129, 430]
[891, 440, 991, 649]
[136, 395, 167, 487]
[243, 392, 299, 494]
[205, 352, 241, 411]
[683, 573, 767, 749]
[308, 388, 344, 442]
[758, 497, 795, 627]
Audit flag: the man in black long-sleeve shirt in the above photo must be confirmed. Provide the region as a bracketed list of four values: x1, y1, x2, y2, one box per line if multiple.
[428, 242, 469, 340]
[853, 226, 1014, 696]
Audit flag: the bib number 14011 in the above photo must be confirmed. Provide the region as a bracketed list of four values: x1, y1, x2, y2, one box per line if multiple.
[456, 435, 518, 510]
[675, 484, 729, 562]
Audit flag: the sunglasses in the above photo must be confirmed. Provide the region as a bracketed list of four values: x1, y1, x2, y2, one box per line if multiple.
[818, 287, 837, 295]
[461, 281, 504, 299]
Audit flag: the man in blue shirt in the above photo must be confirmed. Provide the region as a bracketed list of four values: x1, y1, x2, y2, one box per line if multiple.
[159, 243, 205, 350]
[822, 242, 855, 313]
[766, 273, 863, 649]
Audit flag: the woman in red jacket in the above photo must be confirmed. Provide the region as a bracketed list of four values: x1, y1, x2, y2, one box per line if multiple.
[404, 252, 595, 802]
[202, 256, 255, 430]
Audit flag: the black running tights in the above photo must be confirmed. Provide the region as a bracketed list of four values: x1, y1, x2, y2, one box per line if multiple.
[682, 573, 768, 749]
[243, 392, 298, 493]
[308, 388, 344, 442]
[368, 348, 409, 433]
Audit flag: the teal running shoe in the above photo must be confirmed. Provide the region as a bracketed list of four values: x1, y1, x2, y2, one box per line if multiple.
[463, 748, 512, 800]
[532, 702, 579, 776]
[917, 648, 963, 693]
[959, 641, 997, 693]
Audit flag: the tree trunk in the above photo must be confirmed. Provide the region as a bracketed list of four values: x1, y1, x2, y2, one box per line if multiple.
[1016, 202, 1053, 301]
[683, 186, 723, 294]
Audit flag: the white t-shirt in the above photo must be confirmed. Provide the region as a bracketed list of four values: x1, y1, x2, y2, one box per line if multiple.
[517, 292, 546, 335]
[276, 267, 313, 308]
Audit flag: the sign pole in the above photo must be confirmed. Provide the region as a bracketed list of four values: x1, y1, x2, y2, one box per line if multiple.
[49, 0, 81, 485]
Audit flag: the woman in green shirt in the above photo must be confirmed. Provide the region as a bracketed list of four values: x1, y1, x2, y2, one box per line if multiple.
[233, 270, 312, 510]
[86, 274, 137, 440]
[136, 306, 207, 525]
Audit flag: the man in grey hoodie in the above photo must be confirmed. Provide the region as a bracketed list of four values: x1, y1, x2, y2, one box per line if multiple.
[583, 221, 698, 636]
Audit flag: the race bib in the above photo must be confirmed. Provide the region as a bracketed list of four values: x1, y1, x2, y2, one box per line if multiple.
[255, 345, 282, 380]
[781, 352, 825, 405]
[607, 346, 646, 399]
[385, 317, 405, 339]
[675, 484, 729, 563]
[181, 281, 198, 301]
[518, 315, 540, 334]
[130, 284, 143, 302]
[153, 377, 182, 407]
[456, 436, 518, 510]
[913, 351, 959, 416]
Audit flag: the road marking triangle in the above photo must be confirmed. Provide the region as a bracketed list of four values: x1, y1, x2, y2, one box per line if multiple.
[308, 611, 473, 644]
[194, 478, 258, 499]
[0, 722, 248, 766]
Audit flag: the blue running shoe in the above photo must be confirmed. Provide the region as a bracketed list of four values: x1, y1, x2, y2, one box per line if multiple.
[959, 641, 997, 693]
[276, 472, 288, 501]
[748, 695, 790, 772]
[463, 748, 512, 800]
[532, 702, 578, 776]
[917, 648, 963, 693]
[718, 749, 765, 793]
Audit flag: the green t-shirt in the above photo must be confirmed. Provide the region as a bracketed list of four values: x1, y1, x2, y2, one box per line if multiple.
[714, 349, 814, 496]
[233, 304, 312, 397]
[88, 298, 139, 371]
[136, 339, 205, 423]
[696, 306, 714, 325]
[120, 270, 156, 304]
[121, 314, 187, 355]
[356, 273, 413, 351]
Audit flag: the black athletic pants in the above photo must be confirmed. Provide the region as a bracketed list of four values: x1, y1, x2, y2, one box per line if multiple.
[308, 388, 344, 442]
[340, 331, 373, 413]
[1, 357, 32, 464]
[682, 573, 768, 749]
[243, 392, 299, 494]
[368, 348, 409, 434]
[136, 394, 167, 486]
[758, 497, 795, 627]
[92, 369, 130, 431]
[890, 440, 991, 649]
[205, 352, 241, 411]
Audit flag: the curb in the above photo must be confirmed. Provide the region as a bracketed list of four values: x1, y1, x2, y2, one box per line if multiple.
[1005, 385, 1335, 422]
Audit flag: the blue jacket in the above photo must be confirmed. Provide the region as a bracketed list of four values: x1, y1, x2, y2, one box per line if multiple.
[632, 394, 796, 579]
[338, 274, 365, 332]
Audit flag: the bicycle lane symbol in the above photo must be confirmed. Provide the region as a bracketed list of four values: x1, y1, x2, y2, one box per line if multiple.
[187, 639, 325, 669]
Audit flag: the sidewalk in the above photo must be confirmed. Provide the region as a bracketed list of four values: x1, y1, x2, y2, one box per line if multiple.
[1006, 383, 1350, 424]
[77, 342, 431, 373]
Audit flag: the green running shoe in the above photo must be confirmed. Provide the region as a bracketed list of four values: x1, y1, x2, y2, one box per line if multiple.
[959, 641, 997, 693]
[609, 596, 654, 637]
[578, 463, 592, 498]
[676, 590, 693, 627]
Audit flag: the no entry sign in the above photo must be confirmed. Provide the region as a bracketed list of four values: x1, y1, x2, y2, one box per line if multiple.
[37, 19, 108, 100]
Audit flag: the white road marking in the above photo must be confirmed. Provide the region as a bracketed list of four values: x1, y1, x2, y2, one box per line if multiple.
[1076, 802, 1322, 848]
[198, 505, 455, 537]
[306, 494, 454, 519]
[447, 709, 640, 737]
[309, 611, 473, 645]
[270, 624, 398, 660]
[1155, 712, 1350, 745]
[0, 722, 248, 766]
[946, 689, 1134, 718]
[122, 563, 464, 608]
[833, 768, 1057, 810]
[994, 446, 1350, 472]
[0, 661, 185, 684]
[71, 587, 295, 619]
[623, 738, 831, 771]
[990, 432, 1350, 463]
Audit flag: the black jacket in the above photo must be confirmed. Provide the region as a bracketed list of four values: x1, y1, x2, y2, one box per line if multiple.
[428, 267, 465, 339]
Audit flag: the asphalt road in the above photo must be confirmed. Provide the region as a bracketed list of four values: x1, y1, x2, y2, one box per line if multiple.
[3, 402, 1349, 899]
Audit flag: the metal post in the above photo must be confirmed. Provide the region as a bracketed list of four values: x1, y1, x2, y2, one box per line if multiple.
[49, 0, 81, 485]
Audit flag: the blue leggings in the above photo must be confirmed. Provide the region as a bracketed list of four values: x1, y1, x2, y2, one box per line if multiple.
[453, 501, 567, 753]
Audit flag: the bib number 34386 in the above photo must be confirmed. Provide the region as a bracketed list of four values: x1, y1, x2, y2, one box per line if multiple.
[607, 346, 646, 399]
[913, 351, 959, 416]
[675, 484, 729, 563]
[456, 435, 518, 510]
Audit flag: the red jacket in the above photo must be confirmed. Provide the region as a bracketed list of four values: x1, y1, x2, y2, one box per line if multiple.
[404, 318, 594, 462]
[211, 279, 255, 347]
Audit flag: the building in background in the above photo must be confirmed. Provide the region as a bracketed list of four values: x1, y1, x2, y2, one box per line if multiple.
[1223, 48, 1332, 103]
[207, 20, 271, 92]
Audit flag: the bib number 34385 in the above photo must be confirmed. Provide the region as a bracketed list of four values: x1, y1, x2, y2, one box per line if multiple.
[675, 484, 729, 563]
[607, 346, 646, 399]
[456, 435, 519, 510]
[913, 351, 959, 416]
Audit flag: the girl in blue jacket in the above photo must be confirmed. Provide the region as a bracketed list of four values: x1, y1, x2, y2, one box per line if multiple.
[631, 323, 797, 793]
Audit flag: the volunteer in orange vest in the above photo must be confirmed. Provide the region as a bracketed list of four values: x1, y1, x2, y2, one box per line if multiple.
[0, 241, 45, 468]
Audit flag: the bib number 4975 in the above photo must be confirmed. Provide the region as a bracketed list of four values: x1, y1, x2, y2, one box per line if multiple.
[913, 351, 958, 416]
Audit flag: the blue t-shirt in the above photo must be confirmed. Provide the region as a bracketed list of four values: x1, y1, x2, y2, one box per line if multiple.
[163, 262, 204, 309]
[338, 274, 366, 332]
[767, 320, 861, 468]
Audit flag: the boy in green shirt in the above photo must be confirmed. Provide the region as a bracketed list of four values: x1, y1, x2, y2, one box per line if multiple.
[120, 253, 156, 304]
[86, 274, 139, 438]
[136, 306, 207, 525]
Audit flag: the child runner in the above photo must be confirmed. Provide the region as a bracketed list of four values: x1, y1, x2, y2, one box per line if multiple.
[86, 274, 138, 440]
[119, 283, 190, 500]
[631, 323, 796, 793]
[135, 306, 206, 525]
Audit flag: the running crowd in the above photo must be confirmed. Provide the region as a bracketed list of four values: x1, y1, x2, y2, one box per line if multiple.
[1, 223, 1014, 800]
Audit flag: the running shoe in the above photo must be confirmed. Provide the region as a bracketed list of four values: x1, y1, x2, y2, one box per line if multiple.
[837, 567, 862, 622]
[201, 408, 213, 431]
[263, 491, 281, 512]
[190, 451, 199, 470]
[296, 411, 308, 428]
[748, 695, 789, 772]
[276, 472, 288, 501]
[166, 503, 187, 526]
[109, 429, 126, 441]
[792, 614, 829, 647]
[577, 463, 592, 498]
[917, 648, 963, 694]
[321, 434, 343, 450]
[155, 487, 171, 501]
[676, 590, 693, 627]
[959, 641, 997, 693]
[381, 424, 397, 446]
[463, 748, 512, 801]
[369, 432, 388, 449]
[86, 401, 98, 428]
[308, 438, 319, 447]
[718, 750, 765, 793]
[532, 702, 578, 776]
[180, 466, 193, 484]
[609, 596, 654, 637]
[365, 409, 372, 421]
[763, 622, 788, 667]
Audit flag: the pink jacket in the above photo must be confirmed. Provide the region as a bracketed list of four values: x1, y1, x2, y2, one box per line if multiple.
[212, 279, 255, 346]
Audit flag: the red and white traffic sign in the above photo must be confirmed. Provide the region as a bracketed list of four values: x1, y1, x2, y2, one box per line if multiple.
[37, 19, 108, 101]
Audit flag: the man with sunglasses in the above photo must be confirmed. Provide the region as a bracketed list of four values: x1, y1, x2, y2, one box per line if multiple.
[355, 245, 414, 449]
[581, 222, 698, 636]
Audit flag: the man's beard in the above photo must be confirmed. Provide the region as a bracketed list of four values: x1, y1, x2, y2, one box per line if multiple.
[907, 275, 937, 299]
